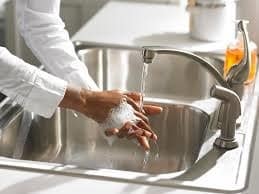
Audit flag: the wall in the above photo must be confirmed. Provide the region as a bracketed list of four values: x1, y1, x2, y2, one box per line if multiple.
[255, 0, 259, 48]
[237, 0, 259, 48]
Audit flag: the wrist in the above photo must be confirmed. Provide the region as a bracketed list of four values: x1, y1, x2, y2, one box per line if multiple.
[59, 85, 92, 113]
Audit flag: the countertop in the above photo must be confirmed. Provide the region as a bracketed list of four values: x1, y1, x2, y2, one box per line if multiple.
[72, 1, 230, 54]
[0, 1, 259, 194]
[0, 167, 221, 194]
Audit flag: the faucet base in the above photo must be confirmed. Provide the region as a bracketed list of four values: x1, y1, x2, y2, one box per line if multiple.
[214, 137, 239, 150]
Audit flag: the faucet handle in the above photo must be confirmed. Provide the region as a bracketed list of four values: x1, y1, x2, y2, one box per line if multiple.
[226, 20, 251, 86]
[210, 85, 241, 149]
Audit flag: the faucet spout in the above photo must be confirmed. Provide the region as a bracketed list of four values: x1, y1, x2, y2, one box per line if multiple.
[142, 46, 230, 88]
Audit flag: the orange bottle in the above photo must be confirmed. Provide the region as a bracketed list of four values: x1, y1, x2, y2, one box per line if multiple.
[224, 27, 258, 84]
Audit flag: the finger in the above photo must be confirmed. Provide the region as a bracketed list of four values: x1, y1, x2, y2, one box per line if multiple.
[117, 121, 132, 138]
[134, 111, 149, 124]
[127, 133, 136, 140]
[136, 135, 150, 151]
[143, 105, 163, 115]
[127, 129, 140, 140]
[126, 124, 152, 141]
[137, 119, 152, 132]
[123, 95, 141, 112]
[105, 128, 119, 136]
[124, 92, 141, 102]
[134, 129, 153, 139]
[137, 120, 158, 141]
[132, 124, 153, 139]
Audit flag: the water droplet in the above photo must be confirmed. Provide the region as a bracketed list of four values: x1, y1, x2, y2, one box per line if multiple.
[143, 150, 150, 169]
[154, 141, 160, 161]
[73, 111, 79, 118]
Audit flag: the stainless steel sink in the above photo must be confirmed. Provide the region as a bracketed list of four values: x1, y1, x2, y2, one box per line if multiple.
[0, 100, 210, 174]
[0, 43, 258, 193]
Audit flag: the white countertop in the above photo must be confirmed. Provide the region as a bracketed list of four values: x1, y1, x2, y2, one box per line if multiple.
[0, 1, 259, 194]
[0, 167, 217, 194]
[73, 1, 230, 54]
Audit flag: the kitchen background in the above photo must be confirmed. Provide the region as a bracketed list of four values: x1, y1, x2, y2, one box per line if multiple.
[0, 0, 258, 67]
[0, 1, 258, 194]
[0, 0, 181, 66]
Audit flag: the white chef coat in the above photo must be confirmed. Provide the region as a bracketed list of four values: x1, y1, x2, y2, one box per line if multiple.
[0, 0, 98, 118]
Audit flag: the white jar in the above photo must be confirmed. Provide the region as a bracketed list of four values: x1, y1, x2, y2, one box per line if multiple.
[188, 0, 237, 42]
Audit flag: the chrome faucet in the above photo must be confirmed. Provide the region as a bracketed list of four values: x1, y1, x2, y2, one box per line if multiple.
[142, 46, 241, 149]
[142, 47, 230, 88]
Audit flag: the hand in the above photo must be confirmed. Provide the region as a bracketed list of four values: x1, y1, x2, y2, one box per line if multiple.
[103, 91, 162, 150]
[59, 86, 162, 150]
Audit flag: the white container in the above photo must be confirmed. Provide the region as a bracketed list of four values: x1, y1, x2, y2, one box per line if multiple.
[188, 0, 237, 42]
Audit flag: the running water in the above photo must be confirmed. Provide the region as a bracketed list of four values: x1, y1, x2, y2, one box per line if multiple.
[142, 142, 160, 170]
[154, 141, 160, 160]
[73, 111, 79, 118]
[139, 62, 160, 170]
[143, 150, 150, 168]
[140, 62, 150, 169]
[140, 63, 149, 111]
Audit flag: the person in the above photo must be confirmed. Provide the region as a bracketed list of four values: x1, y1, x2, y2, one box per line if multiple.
[0, 0, 162, 150]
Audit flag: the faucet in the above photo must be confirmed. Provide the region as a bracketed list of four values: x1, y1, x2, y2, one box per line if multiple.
[142, 47, 230, 89]
[142, 46, 241, 149]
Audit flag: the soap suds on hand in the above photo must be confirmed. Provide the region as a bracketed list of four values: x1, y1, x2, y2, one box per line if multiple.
[99, 101, 138, 146]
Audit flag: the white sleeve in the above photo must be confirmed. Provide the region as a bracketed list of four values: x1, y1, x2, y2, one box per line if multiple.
[0, 47, 67, 118]
[15, 0, 99, 90]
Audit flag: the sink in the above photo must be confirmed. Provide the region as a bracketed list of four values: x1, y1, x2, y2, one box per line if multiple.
[0, 101, 210, 174]
[0, 43, 258, 193]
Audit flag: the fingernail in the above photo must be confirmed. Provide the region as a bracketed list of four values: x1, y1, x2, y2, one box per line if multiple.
[152, 134, 158, 141]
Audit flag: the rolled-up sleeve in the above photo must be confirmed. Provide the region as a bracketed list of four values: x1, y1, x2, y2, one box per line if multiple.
[15, 0, 99, 91]
[0, 47, 67, 118]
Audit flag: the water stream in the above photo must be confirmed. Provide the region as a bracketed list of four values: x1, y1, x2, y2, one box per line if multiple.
[140, 62, 149, 111]
[140, 62, 160, 170]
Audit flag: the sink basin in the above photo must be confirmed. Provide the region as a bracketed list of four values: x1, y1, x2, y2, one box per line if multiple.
[0, 43, 257, 193]
[0, 100, 210, 174]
